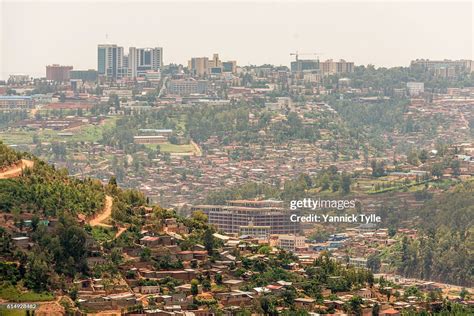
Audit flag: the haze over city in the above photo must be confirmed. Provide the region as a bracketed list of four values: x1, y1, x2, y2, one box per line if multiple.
[1, 1, 474, 314]
[1, 0, 473, 79]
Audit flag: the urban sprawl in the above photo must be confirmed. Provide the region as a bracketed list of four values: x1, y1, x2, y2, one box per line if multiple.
[0, 44, 473, 315]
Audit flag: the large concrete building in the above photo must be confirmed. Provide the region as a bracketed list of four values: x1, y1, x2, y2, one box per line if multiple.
[188, 54, 236, 77]
[168, 78, 208, 96]
[410, 59, 474, 77]
[98, 44, 127, 81]
[273, 234, 306, 252]
[46, 64, 73, 82]
[128, 47, 163, 78]
[191, 199, 299, 235]
[320, 59, 354, 76]
[0, 96, 34, 110]
[70, 69, 98, 82]
[290, 59, 319, 73]
[98, 44, 163, 80]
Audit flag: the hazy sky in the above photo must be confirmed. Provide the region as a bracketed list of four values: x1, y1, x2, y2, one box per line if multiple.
[1, 0, 473, 79]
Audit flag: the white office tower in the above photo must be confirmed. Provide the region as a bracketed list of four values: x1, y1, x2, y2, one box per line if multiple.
[128, 47, 163, 78]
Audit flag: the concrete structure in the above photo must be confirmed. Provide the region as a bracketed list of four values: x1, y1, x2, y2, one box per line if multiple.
[349, 257, 368, 268]
[168, 78, 208, 95]
[0, 96, 34, 110]
[188, 54, 236, 77]
[407, 82, 424, 96]
[274, 234, 305, 252]
[410, 59, 473, 77]
[188, 57, 210, 77]
[191, 200, 299, 235]
[98, 44, 127, 80]
[128, 47, 163, 78]
[70, 69, 98, 82]
[291, 59, 319, 73]
[133, 135, 167, 145]
[46, 64, 73, 82]
[320, 59, 354, 76]
[239, 225, 271, 240]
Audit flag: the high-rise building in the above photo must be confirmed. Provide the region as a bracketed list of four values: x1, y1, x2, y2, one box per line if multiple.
[128, 47, 163, 78]
[46, 64, 73, 82]
[97, 44, 127, 80]
[188, 57, 210, 77]
[98, 44, 163, 80]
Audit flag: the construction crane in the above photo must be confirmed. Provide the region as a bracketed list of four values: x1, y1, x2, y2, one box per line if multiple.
[290, 51, 323, 61]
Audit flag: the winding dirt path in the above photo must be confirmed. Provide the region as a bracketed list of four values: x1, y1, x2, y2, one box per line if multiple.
[115, 226, 127, 238]
[0, 159, 34, 179]
[89, 195, 113, 227]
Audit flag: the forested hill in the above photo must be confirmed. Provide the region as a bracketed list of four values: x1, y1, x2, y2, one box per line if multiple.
[0, 141, 27, 170]
[388, 182, 474, 287]
[0, 141, 156, 293]
[0, 140, 106, 216]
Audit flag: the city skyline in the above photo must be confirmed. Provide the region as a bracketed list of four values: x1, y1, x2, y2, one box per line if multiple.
[1, 1, 473, 79]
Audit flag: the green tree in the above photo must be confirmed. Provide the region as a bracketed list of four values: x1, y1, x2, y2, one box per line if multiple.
[431, 163, 443, 179]
[203, 228, 215, 255]
[367, 254, 381, 273]
[340, 173, 351, 194]
[191, 279, 199, 296]
[25, 254, 51, 291]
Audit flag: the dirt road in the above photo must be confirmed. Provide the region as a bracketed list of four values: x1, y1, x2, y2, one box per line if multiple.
[0, 159, 34, 179]
[89, 195, 113, 227]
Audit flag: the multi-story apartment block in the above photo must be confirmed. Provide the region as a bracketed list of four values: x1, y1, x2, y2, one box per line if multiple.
[320, 59, 354, 76]
[191, 199, 299, 235]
